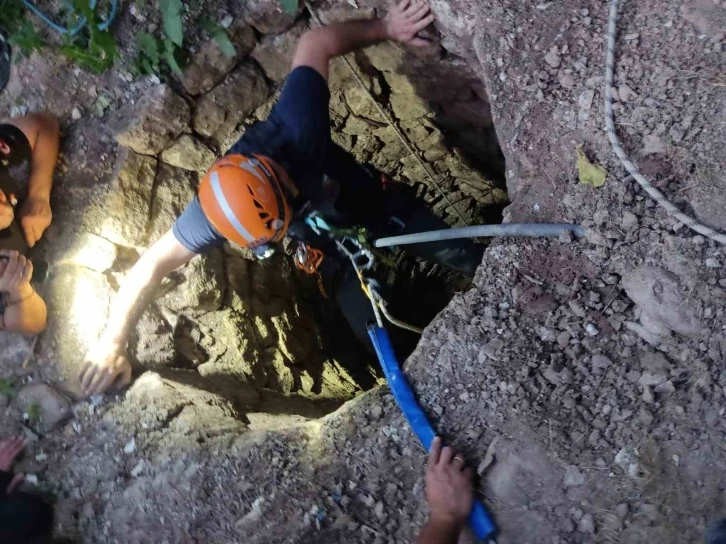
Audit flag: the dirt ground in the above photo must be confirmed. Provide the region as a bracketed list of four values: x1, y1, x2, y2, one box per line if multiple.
[1, 0, 726, 543]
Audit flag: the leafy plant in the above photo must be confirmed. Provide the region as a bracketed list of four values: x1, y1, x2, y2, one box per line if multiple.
[59, 0, 118, 74]
[27, 402, 42, 423]
[7, 20, 47, 57]
[0, 0, 25, 33]
[160, 0, 184, 47]
[135, 31, 160, 74]
[0, 378, 15, 398]
[200, 20, 236, 58]
[132, 34, 184, 76]
[280, 0, 299, 15]
[133, 0, 188, 76]
[162, 37, 184, 74]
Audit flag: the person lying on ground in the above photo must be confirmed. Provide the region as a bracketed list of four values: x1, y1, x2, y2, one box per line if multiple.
[80, 0, 485, 395]
[0, 113, 59, 335]
[0, 437, 55, 543]
[416, 436, 474, 544]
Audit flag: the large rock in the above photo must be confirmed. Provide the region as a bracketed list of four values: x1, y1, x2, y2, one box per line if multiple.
[243, 0, 303, 34]
[56, 233, 118, 273]
[14, 384, 72, 433]
[109, 85, 190, 156]
[270, 314, 318, 364]
[194, 309, 262, 381]
[159, 250, 226, 314]
[194, 61, 271, 144]
[622, 266, 705, 338]
[146, 163, 198, 244]
[36, 267, 113, 388]
[0, 334, 35, 376]
[250, 20, 308, 83]
[129, 308, 176, 368]
[180, 22, 257, 96]
[122, 371, 247, 434]
[159, 134, 216, 172]
[98, 148, 156, 248]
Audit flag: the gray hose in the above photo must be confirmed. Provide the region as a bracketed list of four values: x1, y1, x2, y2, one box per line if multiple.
[373, 223, 586, 248]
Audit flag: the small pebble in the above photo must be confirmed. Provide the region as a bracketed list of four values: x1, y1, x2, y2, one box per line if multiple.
[706, 258, 721, 268]
[545, 46, 561, 68]
[619, 84, 636, 101]
[124, 438, 136, 454]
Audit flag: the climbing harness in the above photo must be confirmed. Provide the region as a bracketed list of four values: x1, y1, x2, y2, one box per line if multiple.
[605, 0, 726, 245]
[21, 0, 119, 36]
[294, 243, 324, 275]
[366, 283, 424, 334]
[335, 233, 424, 334]
[293, 242, 328, 298]
[303, 209, 423, 334]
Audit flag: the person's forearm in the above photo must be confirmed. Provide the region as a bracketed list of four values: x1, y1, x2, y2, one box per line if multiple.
[3, 284, 47, 336]
[27, 114, 60, 202]
[101, 256, 165, 345]
[303, 17, 390, 60]
[416, 519, 464, 544]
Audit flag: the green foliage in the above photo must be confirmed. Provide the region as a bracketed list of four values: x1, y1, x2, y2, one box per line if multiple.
[133, 33, 185, 76]
[160, 0, 184, 47]
[280, 0, 299, 15]
[134, 31, 160, 74]
[0, 0, 26, 33]
[27, 402, 42, 423]
[162, 38, 184, 74]
[0, 378, 15, 398]
[7, 20, 47, 57]
[212, 27, 236, 58]
[59, 0, 118, 74]
[200, 20, 236, 58]
[93, 94, 111, 117]
[132, 0, 186, 76]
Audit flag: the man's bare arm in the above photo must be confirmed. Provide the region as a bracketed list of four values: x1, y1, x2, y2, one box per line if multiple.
[5, 113, 60, 202]
[4, 113, 60, 247]
[293, 0, 435, 80]
[80, 230, 196, 395]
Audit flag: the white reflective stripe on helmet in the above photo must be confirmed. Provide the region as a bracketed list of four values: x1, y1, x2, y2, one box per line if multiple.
[210, 171, 255, 243]
[240, 159, 268, 185]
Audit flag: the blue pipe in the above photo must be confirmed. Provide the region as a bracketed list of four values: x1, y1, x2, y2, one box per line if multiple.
[22, 0, 118, 36]
[367, 325, 497, 542]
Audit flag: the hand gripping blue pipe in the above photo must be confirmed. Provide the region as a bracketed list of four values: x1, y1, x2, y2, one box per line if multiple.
[367, 325, 497, 542]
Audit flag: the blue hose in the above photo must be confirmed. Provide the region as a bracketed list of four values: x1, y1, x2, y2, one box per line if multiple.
[22, 0, 118, 36]
[367, 325, 497, 542]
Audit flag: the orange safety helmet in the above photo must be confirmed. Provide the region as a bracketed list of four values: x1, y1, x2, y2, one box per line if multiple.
[198, 154, 293, 249]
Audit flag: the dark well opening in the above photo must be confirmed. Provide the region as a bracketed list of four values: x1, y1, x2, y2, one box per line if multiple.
[128, 24, 509, 422]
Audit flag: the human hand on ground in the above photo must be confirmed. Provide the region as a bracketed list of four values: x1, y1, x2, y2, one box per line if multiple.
[0, 190, 14, 230]
[0, 250, 33, 296]
[18, 196, 52, 248]
[0, 437, 26, 494]
[80, 341, 133, 396]
[384, 0, 436, 48]
[425, 436, 474, 529]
